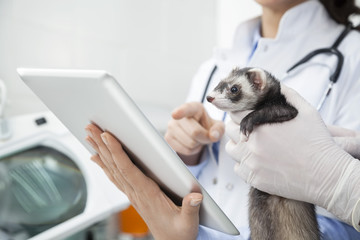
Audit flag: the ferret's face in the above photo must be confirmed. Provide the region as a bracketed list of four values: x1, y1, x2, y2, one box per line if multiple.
[206, 67, 266, 112]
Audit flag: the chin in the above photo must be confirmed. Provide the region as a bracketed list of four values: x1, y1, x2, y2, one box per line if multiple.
[211, 103, 234, 112]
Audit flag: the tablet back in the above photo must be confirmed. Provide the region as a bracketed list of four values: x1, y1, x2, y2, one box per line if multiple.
[17, 68, 239, 235]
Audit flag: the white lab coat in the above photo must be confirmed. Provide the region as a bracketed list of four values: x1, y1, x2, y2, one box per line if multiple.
[186, 1, 360, 238]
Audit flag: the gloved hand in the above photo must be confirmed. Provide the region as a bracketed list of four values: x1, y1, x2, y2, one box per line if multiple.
[225, 85, 360, 229]
[328, 125, 360, 159]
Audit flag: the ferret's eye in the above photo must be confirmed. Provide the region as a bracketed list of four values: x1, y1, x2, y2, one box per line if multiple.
[230, 86, 238, 93]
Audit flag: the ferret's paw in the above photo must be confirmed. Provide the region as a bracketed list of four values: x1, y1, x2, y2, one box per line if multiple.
[239, 126, 250, 142]
[240, 133, 249, 142]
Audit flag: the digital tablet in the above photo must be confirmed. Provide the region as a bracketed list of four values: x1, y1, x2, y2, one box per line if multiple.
[17, 68, 239, 235]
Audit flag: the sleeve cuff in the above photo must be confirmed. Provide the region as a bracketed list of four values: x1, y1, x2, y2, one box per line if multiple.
[187, 157, 209, 178]
[186, 146, 211, 178]
[352, 198, 360, 231]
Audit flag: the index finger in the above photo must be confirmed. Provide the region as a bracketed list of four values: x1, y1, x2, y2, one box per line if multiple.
[172, 102, 205, 121]
[100, 132, 156, 192]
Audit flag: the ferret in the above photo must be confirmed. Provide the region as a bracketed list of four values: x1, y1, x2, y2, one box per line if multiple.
[207, 67, 320, 240]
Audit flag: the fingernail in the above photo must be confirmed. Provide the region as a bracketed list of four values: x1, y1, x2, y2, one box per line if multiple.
[101, 133, 108, 145]
[211, 130, 220, 140]
[190, 198, 202, 207]
[85, 128, 93, 137]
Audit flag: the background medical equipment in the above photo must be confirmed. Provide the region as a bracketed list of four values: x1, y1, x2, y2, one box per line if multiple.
[0, 111, 129, 239]
[0, 78, 11, 140]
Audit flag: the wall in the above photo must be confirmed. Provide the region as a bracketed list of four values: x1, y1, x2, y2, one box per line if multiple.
[6, 1, 357, 129]
[216, 0, 261, 48]
[0, 0, 217, 129]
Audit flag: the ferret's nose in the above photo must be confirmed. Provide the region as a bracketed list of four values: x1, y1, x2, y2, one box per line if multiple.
[206, 96, 214, 103]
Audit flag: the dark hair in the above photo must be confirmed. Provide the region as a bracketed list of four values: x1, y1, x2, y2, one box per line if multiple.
[319, 0, 360, 30]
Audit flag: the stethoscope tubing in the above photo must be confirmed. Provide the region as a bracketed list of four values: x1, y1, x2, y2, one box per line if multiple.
[201, 65, 218, 103]
[202, 23, 354, 112]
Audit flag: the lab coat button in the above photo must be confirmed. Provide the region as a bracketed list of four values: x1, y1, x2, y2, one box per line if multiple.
[213, 178, 218, 185]
[263, 45, 268, 52]
[226, 183, 234, 191]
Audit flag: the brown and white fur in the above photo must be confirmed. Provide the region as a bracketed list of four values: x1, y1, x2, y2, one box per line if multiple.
[207, 67, 320, 240]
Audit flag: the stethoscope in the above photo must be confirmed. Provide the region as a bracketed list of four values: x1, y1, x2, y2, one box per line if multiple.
[201, 22, 356, 111]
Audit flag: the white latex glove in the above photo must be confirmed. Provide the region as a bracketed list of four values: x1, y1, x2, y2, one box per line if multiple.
[328, 125, 360, 159]
[225, 85, 360, 230]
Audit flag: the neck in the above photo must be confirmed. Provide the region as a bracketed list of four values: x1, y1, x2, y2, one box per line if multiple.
[260, 0, 307, 38]
[260, 8, 284, 38]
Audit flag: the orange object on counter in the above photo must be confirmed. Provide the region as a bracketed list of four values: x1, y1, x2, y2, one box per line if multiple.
[118, 205, 149, 237]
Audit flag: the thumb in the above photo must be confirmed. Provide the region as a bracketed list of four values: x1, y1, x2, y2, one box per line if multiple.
[333, 137, 360, 159]
[209, 120, 225, 142]
[181, 193, 202, 224]
[327, 125, 357, 137]
[280, 85, 314, 112]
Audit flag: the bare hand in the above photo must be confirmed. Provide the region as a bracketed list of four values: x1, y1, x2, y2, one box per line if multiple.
[165, 102, 224, 165]
[85, 123, 203, 240]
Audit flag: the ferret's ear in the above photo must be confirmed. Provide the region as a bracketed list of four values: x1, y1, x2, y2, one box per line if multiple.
[246, 68, 267, 91]
[230, 66, 240, 75]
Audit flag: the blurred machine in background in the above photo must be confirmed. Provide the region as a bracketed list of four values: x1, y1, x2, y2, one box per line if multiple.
[0, 111, 129, 240]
